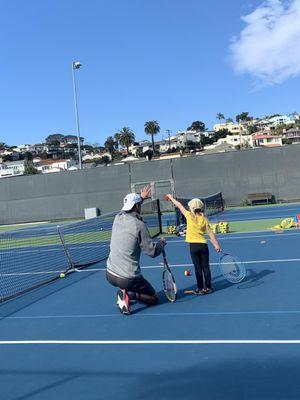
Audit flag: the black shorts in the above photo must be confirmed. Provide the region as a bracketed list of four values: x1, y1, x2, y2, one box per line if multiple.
[106, 270, 156, 296]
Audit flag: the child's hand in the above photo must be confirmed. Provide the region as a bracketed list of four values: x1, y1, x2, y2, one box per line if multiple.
[165, 194, 173, 201]
[214, 244, 221, 253]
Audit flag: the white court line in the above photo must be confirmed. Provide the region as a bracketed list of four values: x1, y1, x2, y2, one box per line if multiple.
[3, 309, 300, 320]
[167, 231, 300, 243]
[0, 340, 300, 345]
[71, 257, 300, 273]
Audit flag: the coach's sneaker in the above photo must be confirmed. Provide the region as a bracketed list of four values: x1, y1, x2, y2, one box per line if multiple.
[117, 289, 131, 315]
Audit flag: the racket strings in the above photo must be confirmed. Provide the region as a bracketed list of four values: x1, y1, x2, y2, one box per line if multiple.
[220, 255, 246, 283]
[163, 269, 177, 301]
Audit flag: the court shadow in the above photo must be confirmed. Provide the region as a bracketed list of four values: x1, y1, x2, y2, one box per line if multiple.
[237, 268, 275, 290]
[0, 268, 100, 321]
[173, 267, 276, 301]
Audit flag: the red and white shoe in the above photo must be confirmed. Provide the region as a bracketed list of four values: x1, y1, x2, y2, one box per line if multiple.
[117, 289, 131, 315]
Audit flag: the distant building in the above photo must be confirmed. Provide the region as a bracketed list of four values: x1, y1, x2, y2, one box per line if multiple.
[33, 159, 78, 173]
[252, 134, 282, 147]
[13, 144, 36, 153]
[267, 115, 294, 127]
[217, 134, 254, 148]
[282, 127, 300, 144]
[0, 160, 25, 178]
[176, 130, 202, 146]
[61, 135, 84, 146]
[213, 123, 243, 134]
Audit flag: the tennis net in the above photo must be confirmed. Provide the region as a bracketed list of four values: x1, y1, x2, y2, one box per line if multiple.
[176, 191, 224, 225]
[0, 199, 162, 302]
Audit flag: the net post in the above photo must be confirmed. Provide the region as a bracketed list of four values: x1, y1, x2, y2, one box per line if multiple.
[156, 199, 163, 235]
[57, 225, 75, 272]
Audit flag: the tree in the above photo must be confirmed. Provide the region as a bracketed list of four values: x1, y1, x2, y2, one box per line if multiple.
[2, 154, 13, 162]
[236, 112, 251, 149]
[24, 164, 39, 175]
[104, 136, 115, 160]
[23, 152, 39, 174]
[236, 112, 251, 124]
[45, 134, 64, 144]
[119, 127, 135, 155]
[187, 121, 206, 132]
[247, 125, 258, 134]
[214, 128, 229, 140]
[144, 121, 160, 154]
[100, 155, 110, 165]
[114, 133, 121, 149]
[143, 149, 153, 161]
[24, 151, 33, 161]
[226, 118, 233, 124]
[135, 147, 144, 158]
[216, 113, 225, 124]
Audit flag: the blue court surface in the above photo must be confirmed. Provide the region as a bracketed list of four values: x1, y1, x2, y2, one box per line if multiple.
[219, 202, 300, 221]
[1, 212, 300, 398]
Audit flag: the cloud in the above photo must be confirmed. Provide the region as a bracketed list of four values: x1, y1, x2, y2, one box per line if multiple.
[230, 0, 300, 86]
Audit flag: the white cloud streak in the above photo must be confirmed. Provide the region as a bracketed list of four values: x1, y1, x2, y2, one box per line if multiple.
[230, 0, 300, 85]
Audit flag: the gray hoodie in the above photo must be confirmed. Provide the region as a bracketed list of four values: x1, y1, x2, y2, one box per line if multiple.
[106, 211, 164, 278]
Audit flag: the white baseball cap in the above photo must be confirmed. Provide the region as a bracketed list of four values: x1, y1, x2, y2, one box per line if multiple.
[122, 193, 143, 211]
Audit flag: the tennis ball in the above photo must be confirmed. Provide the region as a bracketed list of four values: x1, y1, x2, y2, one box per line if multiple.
[60, 273, 65, 278]
[184, 270, 191, 276]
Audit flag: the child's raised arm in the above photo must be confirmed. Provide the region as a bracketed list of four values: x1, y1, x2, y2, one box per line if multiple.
[166, 194, 188, 218]
[206, 222, 221, 253]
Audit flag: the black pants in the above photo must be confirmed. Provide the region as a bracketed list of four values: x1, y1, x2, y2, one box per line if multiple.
[189, 243, 212, 290]
[106, 270, 156, 296]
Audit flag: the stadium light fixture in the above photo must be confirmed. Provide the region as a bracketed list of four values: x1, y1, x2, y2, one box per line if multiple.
[72, 61, 82, 169]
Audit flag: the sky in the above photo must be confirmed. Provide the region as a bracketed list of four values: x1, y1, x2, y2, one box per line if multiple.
[0, 0, 300, 146]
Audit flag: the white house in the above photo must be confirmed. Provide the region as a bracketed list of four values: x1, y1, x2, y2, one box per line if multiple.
[34, 159, 78, 173]
[176, 130, 201, 146]
[0, 160, 25, 178]
[13, 144, 36, 153]
[217, 134, 254, 148]
[267, 115, 294, 127]
[252, 134, 282, 147]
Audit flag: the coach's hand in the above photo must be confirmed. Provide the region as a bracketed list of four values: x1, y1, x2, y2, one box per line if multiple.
[160, 237, 167, 246]
[140, 185, 151, 200]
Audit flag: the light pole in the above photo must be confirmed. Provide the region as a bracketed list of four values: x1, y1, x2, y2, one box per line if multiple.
[72, 61, 82, 169]
[166, 129, 171, 148]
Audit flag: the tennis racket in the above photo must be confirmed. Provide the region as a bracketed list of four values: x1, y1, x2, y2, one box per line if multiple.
[219, 251, 246, 283]
[162, 248, 177, 302]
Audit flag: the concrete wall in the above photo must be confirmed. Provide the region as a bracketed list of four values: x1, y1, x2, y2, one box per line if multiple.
[1, 145, 300, 224]
[0, 164, 131, 224]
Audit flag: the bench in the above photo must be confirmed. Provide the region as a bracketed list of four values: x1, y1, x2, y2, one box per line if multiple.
[247, 192, 275, 206]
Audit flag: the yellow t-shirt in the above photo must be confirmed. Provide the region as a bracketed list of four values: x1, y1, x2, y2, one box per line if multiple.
[185, 211, 208, 243]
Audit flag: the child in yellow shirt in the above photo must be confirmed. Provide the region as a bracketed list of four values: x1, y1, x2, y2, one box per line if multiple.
[167, 195, 221, 295]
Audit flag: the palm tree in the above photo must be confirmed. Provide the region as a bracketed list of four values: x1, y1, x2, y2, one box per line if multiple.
[144, 120, 160, 154]
[104, 136, 115, 160]
[216, 113, 225, 124]
[226, 117, 233, 124]
[119, 127, 135, 156]
[114, 133, 121, 149]
[236, 112, 250, 148]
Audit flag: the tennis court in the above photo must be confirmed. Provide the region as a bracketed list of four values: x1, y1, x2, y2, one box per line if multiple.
[1, 201, 300, 399]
